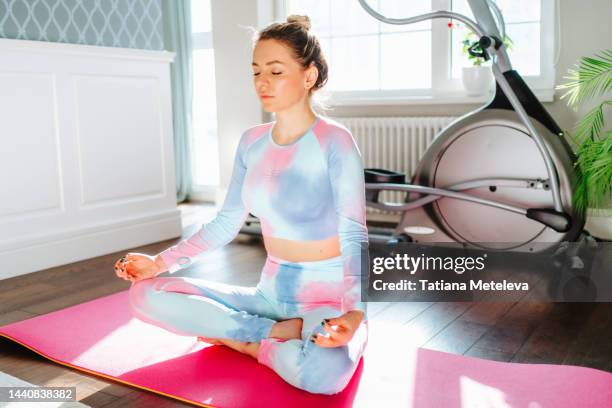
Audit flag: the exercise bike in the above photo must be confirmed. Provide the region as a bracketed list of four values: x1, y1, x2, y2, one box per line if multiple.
[358, 0, 586, 252]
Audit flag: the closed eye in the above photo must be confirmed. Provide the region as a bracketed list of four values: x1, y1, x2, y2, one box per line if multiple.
[253, 72, 282, 76]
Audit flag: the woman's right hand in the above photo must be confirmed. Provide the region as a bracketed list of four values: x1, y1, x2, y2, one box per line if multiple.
[114, 253, 163, 283]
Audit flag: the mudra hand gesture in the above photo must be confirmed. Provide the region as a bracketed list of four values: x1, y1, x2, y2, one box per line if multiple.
[114, 253, 164, 282]
[311, 310, 364, 348]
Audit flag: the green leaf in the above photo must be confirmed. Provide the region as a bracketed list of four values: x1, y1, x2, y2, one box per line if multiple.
[557, 49, 612, 108]
[573, 100, 611, 145]
[572, 134, 612, 212]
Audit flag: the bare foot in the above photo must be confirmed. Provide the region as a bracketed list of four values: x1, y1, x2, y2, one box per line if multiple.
[197, 336, 258, 359]
[218, 338, 259, 359]
[197, 336, 224, 345]
[269, 317, 303, 340]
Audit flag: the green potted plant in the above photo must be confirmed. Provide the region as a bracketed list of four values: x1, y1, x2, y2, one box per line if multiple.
[556, 49, 611, 238]
[460, 31, 513, 95]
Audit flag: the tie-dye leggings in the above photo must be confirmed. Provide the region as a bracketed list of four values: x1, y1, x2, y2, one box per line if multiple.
[128, 253, 368, 395]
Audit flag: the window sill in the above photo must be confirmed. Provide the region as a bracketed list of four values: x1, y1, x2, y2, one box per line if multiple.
[326, 88, 555, 106]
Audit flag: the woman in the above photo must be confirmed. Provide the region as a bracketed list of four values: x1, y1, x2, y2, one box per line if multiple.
[114, 14, 369, 395]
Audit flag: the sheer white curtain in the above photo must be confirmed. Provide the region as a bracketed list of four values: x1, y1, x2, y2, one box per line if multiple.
[163, 0, 194, 202]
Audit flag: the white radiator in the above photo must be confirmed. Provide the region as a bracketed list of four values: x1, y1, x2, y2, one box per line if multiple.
[331, 116, 457, 218]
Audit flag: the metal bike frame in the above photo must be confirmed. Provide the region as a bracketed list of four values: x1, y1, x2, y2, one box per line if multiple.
[357, 0, 565, 214]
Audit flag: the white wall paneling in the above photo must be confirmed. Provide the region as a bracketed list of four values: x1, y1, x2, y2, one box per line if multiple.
[0, 38, 181, 280]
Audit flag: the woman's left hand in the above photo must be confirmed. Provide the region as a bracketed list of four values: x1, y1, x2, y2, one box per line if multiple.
[311, 310, 364, 348]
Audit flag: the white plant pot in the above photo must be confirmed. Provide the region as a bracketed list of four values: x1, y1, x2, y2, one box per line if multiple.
[585, 208, 612, 240]
[462, 66, 493, 96]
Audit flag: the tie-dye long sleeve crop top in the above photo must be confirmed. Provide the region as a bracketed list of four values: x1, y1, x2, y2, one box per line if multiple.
[158, 115, 369, 315]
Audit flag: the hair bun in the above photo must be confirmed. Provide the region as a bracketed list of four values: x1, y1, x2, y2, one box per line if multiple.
[286, 14, 311, 31]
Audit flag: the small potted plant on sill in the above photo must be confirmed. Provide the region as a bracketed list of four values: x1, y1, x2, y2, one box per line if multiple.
[556, 49, 612, 239]
[460, 30, 513, 96]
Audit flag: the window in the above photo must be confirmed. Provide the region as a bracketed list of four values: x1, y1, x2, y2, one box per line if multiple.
[286, 0, 433, 91]
[280, 0, 555, 104]
[450, 0, 544, 78]
[191, 0, 218, 199]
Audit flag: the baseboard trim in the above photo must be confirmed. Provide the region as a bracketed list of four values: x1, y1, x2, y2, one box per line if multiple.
[0, 208, 182, 280]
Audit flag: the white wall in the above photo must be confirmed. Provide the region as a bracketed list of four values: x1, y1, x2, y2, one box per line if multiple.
[210, 0, 270, 205]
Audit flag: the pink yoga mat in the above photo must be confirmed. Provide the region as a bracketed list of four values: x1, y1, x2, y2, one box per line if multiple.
[1, 290, 611, 408]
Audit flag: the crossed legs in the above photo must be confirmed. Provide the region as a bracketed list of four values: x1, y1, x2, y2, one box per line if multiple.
[129, 276, 282, 342]
[128, 275, 367, 395]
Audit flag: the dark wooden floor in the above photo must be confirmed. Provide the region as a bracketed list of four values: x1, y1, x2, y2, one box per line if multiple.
[1, 203, 611, 407]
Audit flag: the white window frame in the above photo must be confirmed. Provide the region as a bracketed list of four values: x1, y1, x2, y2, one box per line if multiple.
[274, 0, 556, 106]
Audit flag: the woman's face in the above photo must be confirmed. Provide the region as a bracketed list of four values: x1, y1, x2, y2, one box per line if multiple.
[252, 39, 316, 113]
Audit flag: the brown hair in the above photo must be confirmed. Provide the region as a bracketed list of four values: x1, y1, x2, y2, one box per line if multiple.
[254, 14, 329, 94]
